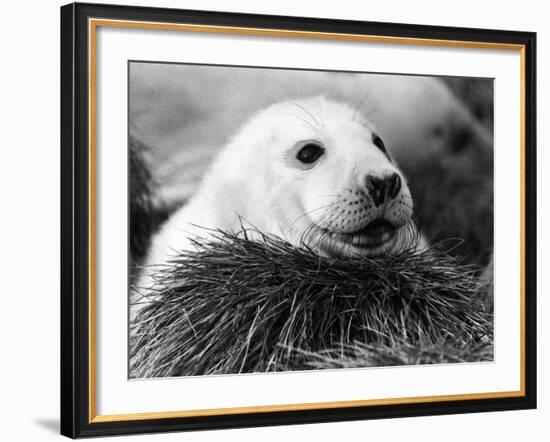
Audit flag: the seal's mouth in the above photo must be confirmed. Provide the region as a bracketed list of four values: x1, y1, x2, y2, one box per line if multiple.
[348, 219, 396, 247]
[314, 218, 398, 258]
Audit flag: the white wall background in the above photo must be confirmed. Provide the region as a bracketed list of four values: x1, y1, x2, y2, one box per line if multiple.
[0, 0, 546, 440]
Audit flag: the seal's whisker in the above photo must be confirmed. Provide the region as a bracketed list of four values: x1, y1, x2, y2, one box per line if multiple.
[400, 217, 421, 251]
[298, 221, 317, 248]
[410, 195, 425, 225]
[278, 111, 318, 132]
[288, 101, 322, 128]
[317, 193, 343, 200]
[291, 201, 341, 227]
[303, 208, 342, 247]
[298, 206, 339, 248]
[412, 210, 424, 233]
[353, 92, 371, 122]
[362, 107, 380, 123]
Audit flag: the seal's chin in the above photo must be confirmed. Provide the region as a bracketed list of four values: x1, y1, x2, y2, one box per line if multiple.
[315, 218, 399, 258]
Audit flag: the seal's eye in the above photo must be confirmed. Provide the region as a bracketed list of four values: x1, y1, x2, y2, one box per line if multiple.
[372, 134, 387, 154]
[296, 143, 325, 164]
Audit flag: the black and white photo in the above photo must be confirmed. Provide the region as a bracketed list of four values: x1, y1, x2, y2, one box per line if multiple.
[129, 62, 495, 378]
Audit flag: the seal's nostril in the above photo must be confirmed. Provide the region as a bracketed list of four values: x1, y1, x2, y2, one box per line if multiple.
[365, 175, 386, 207]
[389, 173, 401, 199]
[366, 173, 401, 206]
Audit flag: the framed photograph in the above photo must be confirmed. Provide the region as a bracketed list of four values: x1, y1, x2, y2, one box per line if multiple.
[60, 2, 536, 438]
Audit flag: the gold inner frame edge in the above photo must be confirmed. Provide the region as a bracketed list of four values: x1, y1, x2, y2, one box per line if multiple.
[87, 18, 527, 424]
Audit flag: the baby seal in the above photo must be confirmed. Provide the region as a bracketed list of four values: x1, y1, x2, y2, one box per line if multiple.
[141, 95, 417, 280]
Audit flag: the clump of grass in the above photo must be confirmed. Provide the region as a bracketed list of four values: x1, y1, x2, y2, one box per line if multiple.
[130, 230, 492, 378]
[282, 340, 493, 371]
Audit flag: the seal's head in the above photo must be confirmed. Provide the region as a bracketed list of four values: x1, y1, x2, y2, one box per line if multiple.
[205, 95, 417, 258]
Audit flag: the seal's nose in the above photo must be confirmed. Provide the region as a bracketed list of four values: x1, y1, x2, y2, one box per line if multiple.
[365, 173, 401, 207]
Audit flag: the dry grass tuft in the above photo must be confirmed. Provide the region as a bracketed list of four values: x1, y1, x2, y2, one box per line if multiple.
[130, 230, 492, 378]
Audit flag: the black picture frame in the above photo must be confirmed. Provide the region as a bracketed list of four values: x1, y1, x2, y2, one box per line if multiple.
[60, 2, 537, 438]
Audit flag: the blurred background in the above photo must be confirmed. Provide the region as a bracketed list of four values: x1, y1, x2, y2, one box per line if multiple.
[129, 62, 494, 269]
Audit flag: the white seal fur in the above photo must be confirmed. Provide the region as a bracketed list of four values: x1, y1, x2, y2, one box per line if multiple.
[136, 96, 419, 303]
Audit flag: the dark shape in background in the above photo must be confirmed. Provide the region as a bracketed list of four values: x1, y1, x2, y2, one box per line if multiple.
[129, 136, 170, 269]
[417, 78, 494, 266]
